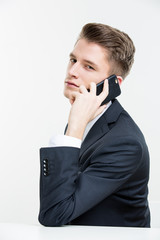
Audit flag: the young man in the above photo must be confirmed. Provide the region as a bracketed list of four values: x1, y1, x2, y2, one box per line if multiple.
[38, 23, 150, 227]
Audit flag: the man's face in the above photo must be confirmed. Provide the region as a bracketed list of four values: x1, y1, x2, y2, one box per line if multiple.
[64, 38, 112, 100]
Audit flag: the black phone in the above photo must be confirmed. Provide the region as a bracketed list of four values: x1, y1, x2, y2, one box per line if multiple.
[96, 74, 121, 105]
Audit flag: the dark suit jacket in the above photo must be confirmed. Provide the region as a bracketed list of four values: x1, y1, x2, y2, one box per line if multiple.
[38, 99, 150, 227]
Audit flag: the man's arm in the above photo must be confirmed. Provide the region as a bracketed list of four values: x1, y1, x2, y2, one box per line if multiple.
[38, 136, 143, 226]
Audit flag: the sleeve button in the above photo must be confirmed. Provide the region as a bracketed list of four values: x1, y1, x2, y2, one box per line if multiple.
[43, 159, 48, 164]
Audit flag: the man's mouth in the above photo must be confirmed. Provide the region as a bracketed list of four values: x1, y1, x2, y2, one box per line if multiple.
[65, 81, 79, 88]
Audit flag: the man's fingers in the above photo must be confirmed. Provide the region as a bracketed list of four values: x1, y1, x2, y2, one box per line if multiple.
[80, 82, 96, 94]
[90, 82, 96, 94]
[79, 85, 88, 94]
[71, 80, 108, 106]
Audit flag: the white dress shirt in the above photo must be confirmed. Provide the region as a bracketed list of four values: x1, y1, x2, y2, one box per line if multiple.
[49, 101, 112, 148]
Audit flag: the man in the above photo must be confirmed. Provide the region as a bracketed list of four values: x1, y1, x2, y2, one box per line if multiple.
[38, 23, 150, 227]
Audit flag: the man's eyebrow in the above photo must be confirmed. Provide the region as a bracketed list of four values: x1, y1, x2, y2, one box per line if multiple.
[69, 52, 76, 58]
[84, 59, 99, 69]
[69, 52, 98, 68]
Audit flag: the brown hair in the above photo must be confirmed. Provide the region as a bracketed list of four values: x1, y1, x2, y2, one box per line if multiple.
[78, 23, 135, 79]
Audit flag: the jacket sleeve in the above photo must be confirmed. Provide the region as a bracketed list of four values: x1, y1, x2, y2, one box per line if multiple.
[38, 137, 143, 226]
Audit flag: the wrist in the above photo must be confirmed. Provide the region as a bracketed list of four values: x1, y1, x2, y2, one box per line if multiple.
[65, 123, 86, 140]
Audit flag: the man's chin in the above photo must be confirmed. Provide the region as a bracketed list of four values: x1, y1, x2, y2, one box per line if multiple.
[63, 91, 73, 105]
[63, 88, 77, 100]
[63, 89, 70, 99]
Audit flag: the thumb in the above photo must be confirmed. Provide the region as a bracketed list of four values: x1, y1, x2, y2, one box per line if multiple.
[69, 91, 79, 105]
[69, 98, 74, 105]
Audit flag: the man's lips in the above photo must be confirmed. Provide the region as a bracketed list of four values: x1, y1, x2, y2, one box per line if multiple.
[65, 81, 79, 88]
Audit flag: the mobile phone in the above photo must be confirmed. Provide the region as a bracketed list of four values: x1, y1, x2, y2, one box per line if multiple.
[96, 74, 121, 105]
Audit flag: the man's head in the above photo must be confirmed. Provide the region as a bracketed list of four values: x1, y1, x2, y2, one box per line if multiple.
[64, 23, 135, 100]
[78, 23, 135, 79]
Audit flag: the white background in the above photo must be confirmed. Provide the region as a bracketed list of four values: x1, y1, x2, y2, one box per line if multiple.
[0, 0, 159, 225]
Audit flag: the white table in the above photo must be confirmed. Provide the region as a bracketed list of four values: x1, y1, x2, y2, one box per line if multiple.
[0, 223, 160, 240]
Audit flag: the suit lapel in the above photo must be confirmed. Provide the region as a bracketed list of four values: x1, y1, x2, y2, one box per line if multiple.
[79, 100, 124, 160]
[79, 113, 110, 159]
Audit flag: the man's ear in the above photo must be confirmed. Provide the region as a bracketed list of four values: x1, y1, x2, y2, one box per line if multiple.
[117, 76, 123, 86]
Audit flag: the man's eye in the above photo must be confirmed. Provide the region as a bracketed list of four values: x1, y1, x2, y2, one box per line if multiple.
[70, 58, 77, 63]
[86, 65, 94, 70]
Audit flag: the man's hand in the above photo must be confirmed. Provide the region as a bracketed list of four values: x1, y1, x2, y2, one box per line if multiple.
[65, 79, 109, 140]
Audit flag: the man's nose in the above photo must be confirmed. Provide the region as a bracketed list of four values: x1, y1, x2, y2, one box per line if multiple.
[68, 62, 80, 78]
